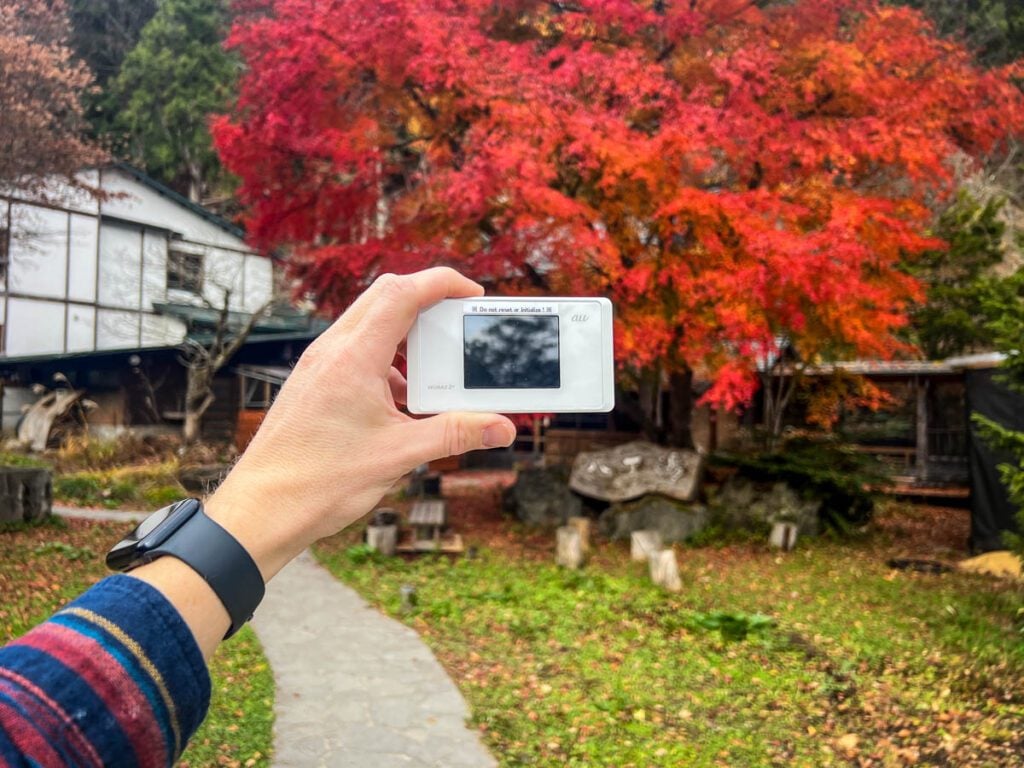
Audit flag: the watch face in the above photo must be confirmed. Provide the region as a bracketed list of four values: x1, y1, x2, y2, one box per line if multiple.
[106, 499, 198, 571]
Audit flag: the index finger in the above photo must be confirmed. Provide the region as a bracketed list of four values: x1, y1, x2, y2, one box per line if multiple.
[354, 268, 484, 365]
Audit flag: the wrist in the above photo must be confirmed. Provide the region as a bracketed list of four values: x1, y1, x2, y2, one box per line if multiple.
[204, 471, 310, 581]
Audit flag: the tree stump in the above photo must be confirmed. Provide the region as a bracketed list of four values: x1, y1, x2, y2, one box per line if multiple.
[769, 522, 799, 551]
[631, 530, 663, 562]
[567, 516, 591, 553]
[0, 467, 52, 524]
[648, 549, 681, 592]
[556, 526, 584, 569]
[366, 524, 397, 556]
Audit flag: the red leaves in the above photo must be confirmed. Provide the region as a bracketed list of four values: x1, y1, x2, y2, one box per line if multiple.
[215, 0, 1024, 409]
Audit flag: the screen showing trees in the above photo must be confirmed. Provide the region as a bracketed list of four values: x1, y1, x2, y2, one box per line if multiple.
[464, 314, 560, 389]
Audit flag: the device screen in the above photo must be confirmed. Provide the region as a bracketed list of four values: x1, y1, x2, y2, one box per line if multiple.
[464, 314, 560, 389]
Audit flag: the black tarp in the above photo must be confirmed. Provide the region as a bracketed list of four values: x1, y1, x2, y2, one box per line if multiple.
[965, 367, 1024, 552]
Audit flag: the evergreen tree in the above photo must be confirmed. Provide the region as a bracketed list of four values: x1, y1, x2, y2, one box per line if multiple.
[67, 0, 158, 87]
[111, 0, 236, 201]
[973, 268, 1024, 555]
[911, 192, 1007, 359]
[899, 0, 1024, 66]
[66, 0, 158, 140]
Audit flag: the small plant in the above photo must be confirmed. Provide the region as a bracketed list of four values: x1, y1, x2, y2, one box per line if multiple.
[688, 610, 775, 642]
[142, 485, 184, 508]
[686, 521, 769, 549]
[344, 543, 386, 565]
[0, 451, 48, 468]
[33, 541, 95, 561]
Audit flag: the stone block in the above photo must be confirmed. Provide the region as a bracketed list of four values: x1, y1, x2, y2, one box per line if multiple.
[570, 441, 703, 502]
[630, 530, 663, 562]
[769, 522, 799, 551]
[0, 467, 52, 524]
[600, 496, 710, 543]
[504, 467, 582, 526]
[567, 516, 591, 553]
[648, 549, 682, 592]
[556, 526, 584, 569]
[366, 524, 398, 556]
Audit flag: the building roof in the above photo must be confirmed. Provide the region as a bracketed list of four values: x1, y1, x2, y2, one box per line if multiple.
[0, 330, 322, 379]
[152, 302, 331, 337]
[801, 352, 1007, 377]
[111, 162, 247, 240]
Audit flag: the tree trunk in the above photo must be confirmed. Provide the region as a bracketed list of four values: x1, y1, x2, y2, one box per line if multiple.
[666, 369, 695, 449]
[183, 364, 214, 445]
[637, 370, 662, 442]
[183, 410, 203, 445]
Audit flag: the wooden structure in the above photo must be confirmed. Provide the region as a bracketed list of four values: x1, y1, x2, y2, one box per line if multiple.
[397, 499, 465, 554]
[794, 358, 985, 490]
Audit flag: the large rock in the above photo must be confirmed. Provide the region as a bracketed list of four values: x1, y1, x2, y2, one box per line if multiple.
[504, 467, 582, 526]
[600, 495, 710, 543]
[570, 441, 703, 503]
[712, 478, 821, 536]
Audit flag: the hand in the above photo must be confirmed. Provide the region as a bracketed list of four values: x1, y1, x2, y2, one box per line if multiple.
[205, 268, 517, 579]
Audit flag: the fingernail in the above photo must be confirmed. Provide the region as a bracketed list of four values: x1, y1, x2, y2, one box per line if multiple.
[483, 424, 513, 448]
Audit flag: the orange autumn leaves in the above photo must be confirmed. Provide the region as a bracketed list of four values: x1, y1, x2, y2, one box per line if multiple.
[215, 0, 1024, 409]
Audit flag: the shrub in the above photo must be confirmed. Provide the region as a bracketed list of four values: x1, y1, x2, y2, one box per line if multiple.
[711, 438, 884, 531]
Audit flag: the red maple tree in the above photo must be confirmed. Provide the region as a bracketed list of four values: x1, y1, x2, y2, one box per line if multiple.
[215, 0, 1024, 444]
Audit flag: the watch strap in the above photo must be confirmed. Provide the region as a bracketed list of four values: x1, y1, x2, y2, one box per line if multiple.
[151, 506, 265, 639]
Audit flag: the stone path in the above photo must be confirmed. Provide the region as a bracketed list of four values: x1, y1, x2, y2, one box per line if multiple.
[55, 506, 496, 768]
[251, 551, 496, 768]
[53, 505, 146, 523]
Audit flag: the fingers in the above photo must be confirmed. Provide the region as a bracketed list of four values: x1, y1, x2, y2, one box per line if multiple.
[388, 367, 407, 406]
[398, 412, 516, 466]
[354, 269, 484, 366]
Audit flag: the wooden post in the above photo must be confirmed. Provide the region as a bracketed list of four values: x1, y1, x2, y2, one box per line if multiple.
[648, 549, 681, 592]
[916, 376, 929, 483]
[568, 516, 591, 553]
[631, 530, 663, 562]
[556, 526, 584, 569]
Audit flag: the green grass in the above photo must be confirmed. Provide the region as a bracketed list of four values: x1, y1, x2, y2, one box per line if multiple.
[0, 519, 274, 767]
[52, 463, 184, 510]
[316, 504, 1024, 767]
[0, 443, 184, 511]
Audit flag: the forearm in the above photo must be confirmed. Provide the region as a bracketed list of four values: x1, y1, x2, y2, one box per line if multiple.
[0, 576, 210, 767]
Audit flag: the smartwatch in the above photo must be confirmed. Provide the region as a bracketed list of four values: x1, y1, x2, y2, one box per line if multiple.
[106, 498, 265, 638]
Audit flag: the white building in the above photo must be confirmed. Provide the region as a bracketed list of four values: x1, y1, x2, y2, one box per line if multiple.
[0, 164, 273, 358]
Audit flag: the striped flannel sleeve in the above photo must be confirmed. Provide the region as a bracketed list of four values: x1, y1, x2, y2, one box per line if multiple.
[0, 575, 211, 767]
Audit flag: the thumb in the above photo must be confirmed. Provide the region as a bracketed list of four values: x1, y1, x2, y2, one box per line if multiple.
[401, 412, 517, 466]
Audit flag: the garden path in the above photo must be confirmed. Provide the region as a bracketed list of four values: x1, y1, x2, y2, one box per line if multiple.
[53, 505, 147, 523]
[54, 506, 496, 768]
[253, 550, 497, 768]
